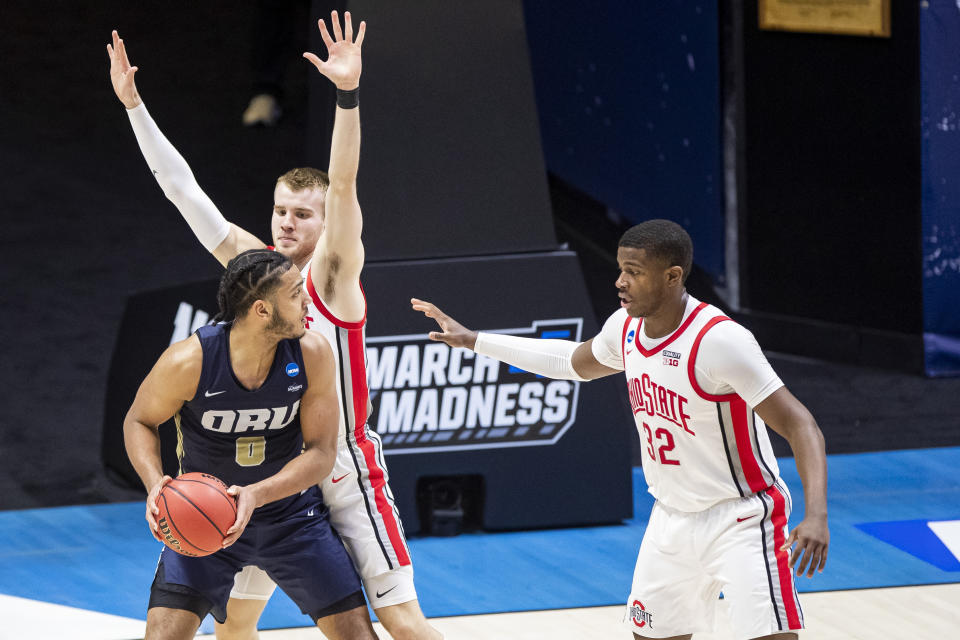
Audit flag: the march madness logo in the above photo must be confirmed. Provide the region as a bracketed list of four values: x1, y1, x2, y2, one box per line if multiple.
[170, 302, 212, 344]
[366, 318, 584, 454]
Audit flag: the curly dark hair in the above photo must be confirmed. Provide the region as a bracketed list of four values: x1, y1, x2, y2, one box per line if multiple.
[213, 249, 294, 323]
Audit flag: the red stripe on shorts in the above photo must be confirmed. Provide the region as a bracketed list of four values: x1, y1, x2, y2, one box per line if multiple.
[765, 484, 802, 629]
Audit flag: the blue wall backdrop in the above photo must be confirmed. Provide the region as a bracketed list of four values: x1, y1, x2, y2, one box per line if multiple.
[523, 1, 725, 283]
[921, 1, 960, 377]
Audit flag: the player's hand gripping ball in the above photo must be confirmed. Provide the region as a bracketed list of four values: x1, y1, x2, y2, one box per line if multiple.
[156, 472, 238, 556]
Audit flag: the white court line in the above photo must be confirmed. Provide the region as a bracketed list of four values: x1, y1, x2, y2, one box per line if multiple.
[1, 593, 145, 640]
[7, 584, 958, 639]
[192, 583, 960, 640]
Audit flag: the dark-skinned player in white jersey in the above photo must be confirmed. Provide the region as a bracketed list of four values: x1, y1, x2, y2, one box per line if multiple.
[413, 219, 828, 640]
[108, 12, 440, 640]
[125, 249, 378, 640]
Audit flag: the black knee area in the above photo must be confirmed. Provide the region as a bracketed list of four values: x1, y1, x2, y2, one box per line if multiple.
[310, 589, 367, 623]
[149, 562, 218, 623]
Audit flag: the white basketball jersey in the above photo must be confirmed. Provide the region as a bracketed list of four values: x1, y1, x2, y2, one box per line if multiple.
[301, 263, 368, 443]
[300, 264, 410, 566]
[600, 298, 782, 512]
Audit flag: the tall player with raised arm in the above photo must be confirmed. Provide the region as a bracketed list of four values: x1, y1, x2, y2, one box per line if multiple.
[413, 219, 829, 640]
[108, 13, 440, 640]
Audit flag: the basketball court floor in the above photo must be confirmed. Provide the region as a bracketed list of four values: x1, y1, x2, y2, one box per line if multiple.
[3, 446, 959, 639]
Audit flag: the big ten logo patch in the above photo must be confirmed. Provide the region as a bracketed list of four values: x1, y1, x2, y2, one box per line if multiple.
[629, 600, 654, 629]
[662, 349, 681, 367]
[366, 319, 584, 454]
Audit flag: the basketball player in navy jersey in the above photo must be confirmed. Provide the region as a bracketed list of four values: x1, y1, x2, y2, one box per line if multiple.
[109, 13, 440, 640]
[124, 249, 378, 640]
[413, 220, 829, 640]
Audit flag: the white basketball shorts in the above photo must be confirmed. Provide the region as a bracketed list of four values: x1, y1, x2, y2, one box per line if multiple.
[231, 427, 417, 609]
[623, 481, 804, 639]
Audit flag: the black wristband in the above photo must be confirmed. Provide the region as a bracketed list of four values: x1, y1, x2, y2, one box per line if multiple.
[336, 87, 359, 109]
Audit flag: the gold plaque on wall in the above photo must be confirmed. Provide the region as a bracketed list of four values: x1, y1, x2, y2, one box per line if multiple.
[759, 0, 891, 37]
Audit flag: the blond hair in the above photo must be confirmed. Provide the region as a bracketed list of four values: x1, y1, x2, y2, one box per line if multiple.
[276, 167, 330, 192]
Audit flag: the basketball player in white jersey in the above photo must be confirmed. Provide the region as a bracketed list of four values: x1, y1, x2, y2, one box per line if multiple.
[412, 219, 829, 640]
[107, 14, 440, 640]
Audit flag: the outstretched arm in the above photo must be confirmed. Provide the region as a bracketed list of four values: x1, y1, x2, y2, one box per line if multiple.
[411, 298, 622, 381]
[303, 12, 366, 321]
[107, 30, 264, 265]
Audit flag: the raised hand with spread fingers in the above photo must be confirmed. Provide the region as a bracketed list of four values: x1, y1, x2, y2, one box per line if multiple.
[303, 10, 366, 91]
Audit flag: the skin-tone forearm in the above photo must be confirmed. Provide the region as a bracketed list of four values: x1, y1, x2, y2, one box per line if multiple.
[123, 418, 165, 492]
[123, 415, 174, 542]
[242, 446, 334, 510]
[756, 387, 830, 577]
[783, 422, 828, 518]
[304, 10, 365, 269]
[328, 105, 361, 187]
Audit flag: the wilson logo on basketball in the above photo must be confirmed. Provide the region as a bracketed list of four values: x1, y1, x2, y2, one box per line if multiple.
[157, 517, 192, 556]
[366, 319, 584, 454]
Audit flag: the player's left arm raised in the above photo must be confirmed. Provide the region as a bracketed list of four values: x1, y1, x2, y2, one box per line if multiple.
[755, 388, 829, 578]
[222, 331, 340, 546]
[304, 11, 366, 320]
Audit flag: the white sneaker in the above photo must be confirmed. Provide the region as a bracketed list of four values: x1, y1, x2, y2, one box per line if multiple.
[242, 94, 281, 127]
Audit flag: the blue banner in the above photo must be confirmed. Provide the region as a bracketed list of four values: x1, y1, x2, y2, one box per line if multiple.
[921, 1, 960, 376]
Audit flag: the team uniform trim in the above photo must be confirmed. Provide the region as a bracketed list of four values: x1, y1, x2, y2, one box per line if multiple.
[304, 266, 366, 329]
[330, 314, 412, 569]
[301, 265, 411, 569]
[620, 315, 632, 369]
[760, 483, 804, 629]
[686, 316, 736, 402]
[633, 301, 708, 358]
[689, 316, 777, 494]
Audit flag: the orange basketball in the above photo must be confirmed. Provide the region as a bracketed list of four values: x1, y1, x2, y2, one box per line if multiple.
[156, 472, 238, 557]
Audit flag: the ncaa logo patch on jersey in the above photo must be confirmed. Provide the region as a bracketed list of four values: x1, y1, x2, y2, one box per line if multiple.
[285, 363, 300, 377]
[366, 318, 585, 454]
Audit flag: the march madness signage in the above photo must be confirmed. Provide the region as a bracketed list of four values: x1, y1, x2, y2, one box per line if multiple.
[103, 252, 633, 532]
[367, 318, 584, 453]
[167, 301, 585, 454]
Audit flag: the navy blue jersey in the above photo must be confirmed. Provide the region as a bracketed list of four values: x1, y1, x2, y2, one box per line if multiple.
[176, 323, 320, 521]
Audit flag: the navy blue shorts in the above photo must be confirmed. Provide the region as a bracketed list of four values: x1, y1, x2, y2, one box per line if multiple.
[151, 502, 362, 623]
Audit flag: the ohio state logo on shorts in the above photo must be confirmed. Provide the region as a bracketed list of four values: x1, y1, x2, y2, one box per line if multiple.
[630, 599, 654, 629]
